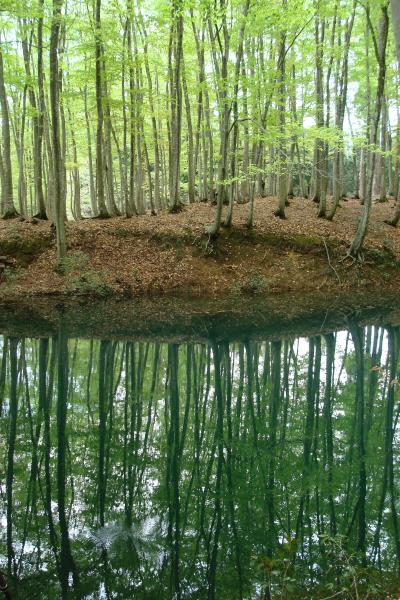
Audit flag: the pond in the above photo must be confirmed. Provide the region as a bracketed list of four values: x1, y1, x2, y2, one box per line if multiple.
[1, 300, 400, 599]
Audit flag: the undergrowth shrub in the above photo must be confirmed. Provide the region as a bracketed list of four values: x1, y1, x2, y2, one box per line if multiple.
[65, 270, 113, 298]
[55, 251, 113, 297]
[54, 250, 91, 274]
[231, 272, 268, 295]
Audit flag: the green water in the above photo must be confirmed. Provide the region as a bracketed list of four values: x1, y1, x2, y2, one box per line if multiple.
[1, 318, 400, 599]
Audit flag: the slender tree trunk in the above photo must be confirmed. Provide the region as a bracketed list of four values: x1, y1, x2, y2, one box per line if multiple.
[223, 1, 250, 227]
[11, 87, 27, 216]
[391, 0, 400, 64]
[349, 4, 388, 257]
[168, 0, 184, 212]
[274, 4, 288, 219]
[50, 0, 66, 259]
[240, 62, 250, 203]
[103, 77, 120, 216]
[133, 34, 146, 215]
[313, 13, 326, 217]
[204, 2, 230, 234]
[121, 23, 130, 217]
[94, 0, 110, 218]
[68, 108, 82, 220]
[57, 326, 79, 593]
[35, 0, 48, 218]
[386, 0, 400, 225]
[141, 17, 161, 210]
[377, 98, 388, 203]
[6, 338, 18, 576]
[0, 45, 17, 218]
[327, 2, 356, 220]
[182, 59, 195, 204]
[20, 20, 39, 217]
[127, 11, 137, 216]
[387, 120, 400, 225]
[83, 86, 98, 216]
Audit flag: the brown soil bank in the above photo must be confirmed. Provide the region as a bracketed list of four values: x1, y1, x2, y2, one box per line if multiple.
[1, 196, 400, 300]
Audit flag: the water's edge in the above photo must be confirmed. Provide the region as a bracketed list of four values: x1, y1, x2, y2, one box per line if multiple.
[1, 290, 400, 341]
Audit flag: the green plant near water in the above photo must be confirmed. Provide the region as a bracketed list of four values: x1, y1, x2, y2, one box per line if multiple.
[54, 250, 91, 275]
[232, 272, 268, 296]
[65, 270, 113, 297]
[55, 251, 113, 297]
[0, 265, 22, 283]
[253, 534, 397, 599]
[254, 537, 298, 599]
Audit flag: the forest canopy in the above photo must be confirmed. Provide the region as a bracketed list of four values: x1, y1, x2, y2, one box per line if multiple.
[0, 0, 400, 259]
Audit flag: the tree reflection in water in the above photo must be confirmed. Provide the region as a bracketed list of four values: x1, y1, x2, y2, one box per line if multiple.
[0, 325, 399, 599]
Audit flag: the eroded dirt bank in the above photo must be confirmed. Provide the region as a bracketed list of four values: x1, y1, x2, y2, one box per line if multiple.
[1, 197, 400, 301]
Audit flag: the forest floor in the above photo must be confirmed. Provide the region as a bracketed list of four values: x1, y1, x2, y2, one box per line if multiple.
[1, 195, 400, 303]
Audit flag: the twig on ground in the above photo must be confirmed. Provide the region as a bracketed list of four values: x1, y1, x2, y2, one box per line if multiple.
[323, 238, 341, 283]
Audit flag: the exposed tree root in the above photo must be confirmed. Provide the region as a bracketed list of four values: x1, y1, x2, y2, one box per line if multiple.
[169, 203, 185, 214]
[2, 210, 19, 220]
[339, 251, 364, 265]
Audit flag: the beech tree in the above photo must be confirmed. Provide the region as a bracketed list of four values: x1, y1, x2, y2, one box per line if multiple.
[49, 0, 66, 259]
[0, 0, 399, 255]
[94, 0, 110, 218]
[349, 2, 389, 258]
[387, 0, 400, 225]
[0, 43, 16, 218]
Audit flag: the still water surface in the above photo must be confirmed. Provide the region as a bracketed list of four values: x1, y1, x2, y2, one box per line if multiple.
[0, 319, 399, 598]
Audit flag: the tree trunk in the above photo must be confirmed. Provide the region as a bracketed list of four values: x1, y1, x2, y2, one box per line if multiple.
[94, 0, 110, 218]
[20, 19, 41, 217]
[182, 59, 195, 204]
[314, 14, 326, 218]
[68, 108, 82, 220]
[224, 1, 250, 227]
[50, 0, 66, 259]
[386, 0, 400, 225]
[274, 5, 288, 220]
[349, 5, 388, 257]
[168, 0, 184, 213]
[391, 0, 400, 65]
[141, 17, 161, 210]
[36, 0, 48, 218]
[377, 98, 388, 203]
[103, 76, 120, 216]
[0, 45, 17, 218]
[127, 11, 137, 216]
[327, 2, 356, 220]
[83, 86, 98, 216]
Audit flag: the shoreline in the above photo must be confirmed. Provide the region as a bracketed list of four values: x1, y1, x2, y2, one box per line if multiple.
[1, 292, 400, 342]
[1, 197, 400, 304]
